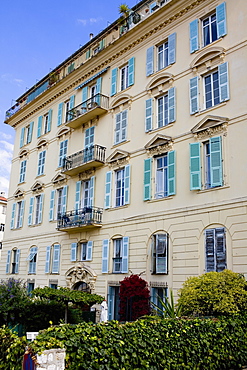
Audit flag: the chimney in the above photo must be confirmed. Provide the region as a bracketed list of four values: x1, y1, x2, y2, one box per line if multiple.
[89, 33, 94, 40]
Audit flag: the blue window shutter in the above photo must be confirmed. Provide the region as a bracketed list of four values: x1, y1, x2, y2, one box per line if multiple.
[37, 116, 43, 138]
[49, 190, 55, 221]
[19, 160, 27, 183]
[215, 228, 226, 272]
[86, 241, 93, 261]
[96, 77, 102, 105]
[128, 57, 135, 86]
[10, 203, 16, 229]
[15, 249, 20, 273]
[168, 87, 176, 123]
[27, 121, 34, 143]
[144, 158, 152, 201]
[156, 234, 168, 273]
[108, 286, 114, 320]
[122, 237, 129, 273]
[45, 246, 51, 273]
[38, 194, 44, 224]
[82, 87, 88, 107]
[69, 95, 75, 110]
[218, 62, 229, 102]
[20, 127, 25, 148]
[145, 98, 153, 132]
[111, 68, 118, 96]
[52, 244, 60, 273]
[75, 181, 81, 211]
[189, 19, 199, 53]
[168, 33, 176, 65]
[124, 165, 131, 205]
[102, 239, 109, 273]
[190, 143, 201, 190]
[99, 38, 105, 49]
[216, 2, 227, 38]
[6, 250, 11, 273]
[47, 109, 52, 132]
[28, 197, 34, 225]
[71, 243, 77, 262]
[190, 76, 199, 114]
[146, 47, 154, 76]
[19, 200, 25, 228]
[62, 186, 68, 214]
[205, 229, 215, 272]
[57, 102, 64, 126]
[89, 176, 95, 207]
[85, 126, 94, 148]
[210, 136, 223, 187]
[105, 171, 112, 209]
[168, 151, 176, 196]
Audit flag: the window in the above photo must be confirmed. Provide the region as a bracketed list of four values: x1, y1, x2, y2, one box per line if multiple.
[151, 287, 168, 314]
[6, 248, 20, 274]
[113, 237, 129, 273]
[71, 241, 93, 262]
[2, 205, 6, 215]
[49, 283, 58, 289]
[65, 95, 75, 122]
[27, 247, 37, 274]
[37, 110, 52, 138]
[10, 200, 25, 229]
[110, 57, 135, 96]
[27, 282, 35, 295]
[189, 62, 229, 114]
[104, 165, 130, 209]
[190, 136, 223, 190]
[37, 150, 46, 176]
[45, 244, 61, 274]
[81, 78, 102, 108]
[19, 160, 27, 183]
[49, 186, 67, 221]
[58, 139, 68, 167]
[115, 110, 127, 144]
[145, 87, 176, 132]
[205, 227, 226, 272]
[0, 223, 4, 232]
[189, 2, 227, 53]
[151, 233, 168, 274]
[75, 178, 94, 211]
[20, 122, 34, 148]
[146, 33, 176, 76]
[108, 286, 120, 320]
[143, 152, 176, 201]
[28, 194, 44, 226]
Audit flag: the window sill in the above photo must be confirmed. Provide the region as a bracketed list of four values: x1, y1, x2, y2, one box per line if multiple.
[147, 122, 174, 134]
[193, 37, 225, 55]
[195, 101, 227, 116]
[196, 184, 229, 194]
[112, 139, 130, 149]
[107, 204, 129, 211]
[146, 195, 174, 203]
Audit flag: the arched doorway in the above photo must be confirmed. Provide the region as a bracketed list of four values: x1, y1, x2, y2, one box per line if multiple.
[72, 281, 91, 292]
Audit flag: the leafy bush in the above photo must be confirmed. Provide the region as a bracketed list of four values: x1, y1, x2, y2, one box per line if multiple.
[151, 289, 182, 318]
[177, 269, 247, 316]
[0, 325, 27, 370]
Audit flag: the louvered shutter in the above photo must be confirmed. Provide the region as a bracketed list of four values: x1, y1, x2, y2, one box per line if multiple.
[144, 158, 152, 201]
[190, 142, 201, 190]
[205, 229, 216, 272]
[27, 122, 34, 143]
[168, 33, 176, 65]
[190, 76, 199, 114]
[86, 241, 93, 261]
[128, 57, 135, 86]
[210, 136, 223, 187]
[57, 102, 64, 126]
[111, 68, 118, 96]
[156, 234, 168, 273]
[61, 186, 68, 214]
[89, 176, 95, 207]
[37, 116, 43, 138]
[218, 62, 229, 102]
[146, 47, 154, 76]
[6, 250, 11, 274]
[167, 151, 176, 196]
[52, 244, 60, 273]
[10, 203, 16, 229]
[47, 109, 52, 132]
[82, 86, 88, 108]
[45, 246, 51, 273]
[124, 165, 130, 205]
[20, 127, 25, 148]
[145, 98, 153, 132]
[102, 239, 109, 273]
[19, 200, 25, 228]
[122, 237, 129, 273]
[71, 243, 77, 262]
[216, 2, 227, 38]
[28, 197, 34, 225]
[96, 77, 102, 104]
[15, 249, 20, 273]
[49, 190, 55, 221]
[215, 228, 226, 272]
[75, 181, 81, 211]
[105, 171, 112, 209]
[168, 87, 176, 123]
[38, 194, 44, 224]
[189, 19, 199, 53]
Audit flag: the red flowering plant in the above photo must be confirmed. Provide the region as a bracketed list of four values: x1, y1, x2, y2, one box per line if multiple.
[119, 274, 150, 321]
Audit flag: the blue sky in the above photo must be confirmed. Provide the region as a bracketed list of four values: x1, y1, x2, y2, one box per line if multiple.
[0, 0, 138, 195]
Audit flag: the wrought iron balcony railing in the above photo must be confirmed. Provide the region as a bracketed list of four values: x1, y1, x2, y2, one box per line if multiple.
[65, 93, 109, 128]
[62, 144, 106, 175]
[57, 206, 103, 231]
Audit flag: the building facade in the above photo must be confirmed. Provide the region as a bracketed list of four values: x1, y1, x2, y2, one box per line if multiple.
[1, 0, 247, 318]
[0, 193, 7, 259]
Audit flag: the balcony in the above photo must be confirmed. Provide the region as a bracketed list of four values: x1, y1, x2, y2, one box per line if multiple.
[62, 144, 106, 176]
[65, 94, 109, 129]
[57, 206, 103, 232]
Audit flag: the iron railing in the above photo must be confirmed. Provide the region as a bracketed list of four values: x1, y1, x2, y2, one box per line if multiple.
[66, 93, 109, 122]
[57, 206, 103, 229]
[62, 144, 106, 172]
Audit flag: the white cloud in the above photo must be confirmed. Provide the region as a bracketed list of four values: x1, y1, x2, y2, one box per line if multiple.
[77, 19, 87, 26]
[1, 73, 24, 87]
[1, 132, 13, 141]
[0, 176, 10, 197]
[77, 17, 102, 26]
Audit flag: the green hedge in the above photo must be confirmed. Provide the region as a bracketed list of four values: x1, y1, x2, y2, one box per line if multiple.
[30, 315, 247, 370]
[0, 326, 27, 370]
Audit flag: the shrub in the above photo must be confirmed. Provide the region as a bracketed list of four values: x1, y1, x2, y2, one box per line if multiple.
[0, 325, 27, 370]
[177, 269, 247, 316]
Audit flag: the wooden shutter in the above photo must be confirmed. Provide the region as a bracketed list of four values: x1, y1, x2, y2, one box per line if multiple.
[216, 2, 227, 38]
[15, 249, 20, 273]
[27, 121, 34, 143]
[86, 241, 93, 261]
[37, 116, 43, 138]
[82, 86, 88, 107]
[61, 186, 68, 214]
[111, 68, 118, 96]
[105, 171, 112, 209]
[45, 246, 51, 273]
[10, 203, 16, 229]
[69, 95, 75, 110]
[218, 62, 229, 102]
[124, 165, 130, 205]
[20, 127, 25, 148]
[122, 237, 129, 273]
[28, 197, 34, 225]
[108, 286, 114, 320]
[190, 143, 201, 190]
[38, 194, 44, 224]
[205, 229, 216, 272]
[128, 57, 135, 86]
[19, 200, 25, 228]
[156, 234, 168, 273]
[189, 19, 199, 53]
[144, 158, 152, 201]
[52, 244, 60, 273]
[96, 77, 102, 104]
[215, 228, 226, 272]
[75, 181, 81, 211]
[57, 102, 64, 126]
[168, 33, 176, 65]
[145, 98, 153, 132]
[102, 239, 109, 273]
[146, 46, 154, 76]
[6, 250, 11, 274]
[167, 151, 176, 196]
[168, 87, 176, 123]
[210, 136, 223, 187]
[85, 126, 94, 148]
[89, 176, 95, 207]
[47, 109, 52, 132]
[190, 76, 199, 114]
[49, 190, 55, 221]
[71, 243, 77, 262]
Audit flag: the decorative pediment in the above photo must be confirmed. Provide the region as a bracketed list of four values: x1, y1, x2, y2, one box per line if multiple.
[51, 172, 67, 185]
[14, 188, 25, 199]
[65, 263, 97, 293]
[146, 72, 173, 92]
[19, 149, 29, 158]
[31, 181, 44, 193]
[107, 149, 129, 163]
[37, 139, 47, 149]
[190, 47, 225, 69]
[110, 94, 132, 109]
[145, 134, 173, 156]
[191, 115, 229, 138]
[57, 127, 70, 138]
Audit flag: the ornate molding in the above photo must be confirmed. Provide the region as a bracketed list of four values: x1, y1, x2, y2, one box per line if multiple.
[194, 123, 228, 139]
[79, 168, 96, 180]
[65, 263, 97, 293]
[147, 142, 173, 156]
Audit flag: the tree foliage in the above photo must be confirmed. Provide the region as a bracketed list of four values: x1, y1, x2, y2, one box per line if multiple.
[177, 269, 247, 316]
[151, 289, 182, 318]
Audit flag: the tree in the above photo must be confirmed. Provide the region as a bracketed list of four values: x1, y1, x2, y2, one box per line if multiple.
[177, 269, 247, 316]
[119, 274, 150, 321]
